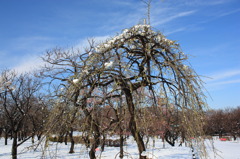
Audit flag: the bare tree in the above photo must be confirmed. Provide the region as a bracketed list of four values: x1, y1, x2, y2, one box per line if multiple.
[0, 69, 42, 159]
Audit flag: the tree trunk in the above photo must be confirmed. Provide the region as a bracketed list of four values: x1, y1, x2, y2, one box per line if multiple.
[82, 101, 101, 159]
[101, 135, 106, 152]
[89, 147, 96, 159]
[89, 122, 100, 159]
[233, 135, 236, 141]
[32, 136, 34, 144]
[37, 134, 41, 140]
[58, 134, 64, 143]
[162, 137, 165, 148]
[12, 132, 18, 159]
[18, 132, 21, 142]
[119, 132, 124, 159]
[5, 131, 8, 145]
[69, 129, 75, 153]
[164, 130, 177, 147]
[123, 87, 146, 159]
[219, 129, 223, 138]
[10, 131, 13, 139]
[145, 136, 150, 148]
[64, 132, 68, 145]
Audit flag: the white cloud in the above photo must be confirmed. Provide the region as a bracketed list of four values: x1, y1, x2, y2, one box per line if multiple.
[165, 27, 187, 35]
[13, 55, 45, 74]
[152, 10, 197, 26]
[0, 36, 56, 73]
[12, 35, 111, 73]
[208, 70, 240, 82]
[209, 79, 240, 86]
[217, 8, 240, 17]
[205, 69, 240, 91]
[182, 0, 233, 6]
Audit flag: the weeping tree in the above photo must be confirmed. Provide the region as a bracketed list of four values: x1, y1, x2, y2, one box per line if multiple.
[41, 22, 207, 158]
[82, 23, 208, 158]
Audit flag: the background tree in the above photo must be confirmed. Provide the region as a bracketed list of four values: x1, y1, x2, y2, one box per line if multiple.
[0, 69, 42, 159]
[204, 107, 240, 140]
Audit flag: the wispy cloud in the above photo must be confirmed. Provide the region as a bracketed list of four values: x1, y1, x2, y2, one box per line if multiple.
[165, 27, 187, 35]
[208, 70, 240, 81]
[0, 36, 56, 73]
[13, 54, 45, 74]
[182, 0, 233, 6]
[209, 79, 240, 86]
[13, 36, 55, 53]
[205, 69, 240, 91]
[217, 8, 240, 17]
[152, 10, 197, 26]
[12, 35, 111, 73]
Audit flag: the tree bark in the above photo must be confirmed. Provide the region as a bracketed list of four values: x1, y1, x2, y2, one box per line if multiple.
[101, 134, 106, 152]
[69, 129, 75, 153]
[32, 137, 34, 144]
[88, 121, 100, 159]
[89, 147, 96, 159]
[12, 132, 18, 159]
[123, 87, 146, 159]
[119, 132, 124, 159]
[81, 100, 101, 159]
[37, 134, 41, 141]
[64, 132, 68, 145]
[5, 131, 8, 145]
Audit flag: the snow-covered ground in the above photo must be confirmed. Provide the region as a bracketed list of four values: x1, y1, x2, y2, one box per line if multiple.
[0, 136, 239, 159]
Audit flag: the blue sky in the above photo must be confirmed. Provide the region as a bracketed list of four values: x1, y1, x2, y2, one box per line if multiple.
[0, 0, 239, 109]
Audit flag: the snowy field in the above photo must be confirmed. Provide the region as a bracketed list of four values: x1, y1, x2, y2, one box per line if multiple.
[0, 136, 240, 159]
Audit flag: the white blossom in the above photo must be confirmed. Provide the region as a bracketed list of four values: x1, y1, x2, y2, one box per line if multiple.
[156, 36, 162, 42]
[93, 24, 169, 56]
[134, 25, 141, 30]
[9, 86, 15, 91]
[112, 37, 118, 42]
[82, 69, 89, 74]
[95, 46, 100, 52]
[5, 81, 12, 86]
[124, 33, 131, 39]
[104, 61, 113, 68]
[183, 65, 188, 70]
[108, 39, 115, 45]
[72, 79, 79, 84]
[104, 43, 110, 48]
[144, 66, 147, 72]
[140, 32, 145, 36]
[130, 45, 136, 49]
[123, 29, 129, 34]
